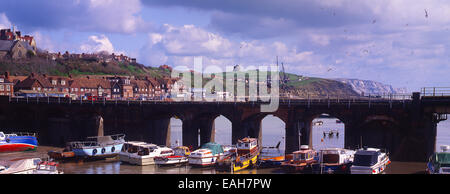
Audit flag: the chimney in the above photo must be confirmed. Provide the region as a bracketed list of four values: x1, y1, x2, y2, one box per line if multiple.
[86, 76, 90, 79]
[43, 74, 47, 78]
[4, 72, 9, 80]
[31, 72, 35, 77]
[68, 74, 72, 79]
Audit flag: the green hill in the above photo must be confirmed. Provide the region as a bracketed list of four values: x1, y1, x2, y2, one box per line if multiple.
[0, 54, 359, 97]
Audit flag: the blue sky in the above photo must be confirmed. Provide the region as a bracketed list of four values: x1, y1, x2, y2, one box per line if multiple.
[1, 0, 449, 92]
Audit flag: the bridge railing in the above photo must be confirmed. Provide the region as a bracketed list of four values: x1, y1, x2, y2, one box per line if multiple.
[421, 87, 450, 97]
[6, 93, 414, 106]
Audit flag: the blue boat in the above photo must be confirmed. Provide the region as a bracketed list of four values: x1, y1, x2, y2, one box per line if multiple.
[0, 132, 38, 152]
[67, 134, 125, 159]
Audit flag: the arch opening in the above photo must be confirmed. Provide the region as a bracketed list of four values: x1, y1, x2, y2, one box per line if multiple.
[310, 114, 345, 150]
[261, 114, 286, 156]
[213, 115, 232, 146]
[170, 116, 183, 147]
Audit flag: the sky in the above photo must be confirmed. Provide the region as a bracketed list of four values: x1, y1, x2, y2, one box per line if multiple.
[1, 0, 449, 92]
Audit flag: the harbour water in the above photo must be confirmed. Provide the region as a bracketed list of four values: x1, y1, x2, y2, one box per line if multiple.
[2, 116, 449, 174]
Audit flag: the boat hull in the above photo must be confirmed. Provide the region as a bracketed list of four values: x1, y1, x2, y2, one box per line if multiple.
[189, 156, 219, 167]
[0, 136, 38, 152]
[155, 156, 188, 166]
[72, 144, 123, 160]
[350, 158, 390, 174]
[281, 160, 316, 173]
[119, 153, 158, 166]
[217, 154, 259, 172]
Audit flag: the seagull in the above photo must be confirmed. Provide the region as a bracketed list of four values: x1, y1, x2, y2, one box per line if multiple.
[372, 19, 376, 24]
[425, 9, 428, 18]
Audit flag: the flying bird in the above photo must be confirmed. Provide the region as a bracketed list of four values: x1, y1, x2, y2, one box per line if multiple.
[425, 9, 428, 18]
[372, 19, 376, 24]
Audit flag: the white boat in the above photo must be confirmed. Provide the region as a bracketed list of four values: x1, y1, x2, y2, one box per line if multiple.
[119, 141, 174, 166]
[350, 147, 390, 174]
[0, 158, 42, 174]
[317, 148, 355, 174]
[33, 161, 64, 174]
[189, 142, 225, 167]
[68, 134, 125, 159]
[155, 146, 190, 166]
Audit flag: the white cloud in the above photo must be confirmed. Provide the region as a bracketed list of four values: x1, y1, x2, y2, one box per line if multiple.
[0, 13, 11, 29]
[80, 35, 115, 54]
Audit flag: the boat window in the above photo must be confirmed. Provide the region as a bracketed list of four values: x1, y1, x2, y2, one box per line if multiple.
[138, 148, 150, 156]
[128, 146, 139, 153]
[437, 153, 450, 163]
[353, 154, 377, 166]
[245, 143, 249, 147]
[323, 154, 340, 163]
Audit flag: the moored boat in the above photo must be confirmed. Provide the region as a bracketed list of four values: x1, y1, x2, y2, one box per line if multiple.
[350, 147, 390, 174]
[0, 131, 38, 152]
[33, 161, 64, 174]
[155, 146, 191, 166]
[281, 145, 317, 173]
[68, 134, 125, 160]
[0, 158, 42, 174]
[427, 145, 450, 174]
[315, 148, 355, 174]
[189, 142, 225, 167]
[216, 137, 260, 172]
[119, 141, 174, 166]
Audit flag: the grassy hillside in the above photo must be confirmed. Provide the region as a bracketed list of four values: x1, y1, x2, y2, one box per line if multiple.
[0, 55, 359, 97]
[0, 55, 171, 79]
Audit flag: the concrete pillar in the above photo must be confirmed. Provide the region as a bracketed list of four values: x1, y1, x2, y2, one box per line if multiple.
[285, 121, 300, 154]
[45, 118, 71, 147]
[199, 117, 215, 146]
[285, 112, 300, 154]
[344, 121, 360, 150]
[149, 118, 171, 146]
[182, 117, 199, 149]
[241, 118, 262, 147]
[299, 118, 313, 148]
[232, 119, 246, 145]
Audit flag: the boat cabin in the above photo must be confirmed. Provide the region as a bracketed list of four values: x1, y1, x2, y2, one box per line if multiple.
[122, 142, 173, 156]
[293, 150, 315, 162]
[353, 148, 386, 167]
[0, 132, 5, 141]
[174, 146, 190, 156]
[320, 148, 355, 164]
[236, 138, 258, 155]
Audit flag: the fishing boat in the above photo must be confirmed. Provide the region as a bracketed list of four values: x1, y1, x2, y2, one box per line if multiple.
[315, 148, 355, 174]
[67, 134, 125, 160]
[189, 142, 225, 167]
[47, 144, 76, 161]
[119, 141, 174, 165]
[33, 161, 64, 174]
[350, 147, 390, 174]
[427, 145, 450, 174]
[216, 138, 260, 172]
[281, 145, 317, 173]
[154, 146, 190, 166]
[0, 158, 42, 174]
[0, 131, 38, 152]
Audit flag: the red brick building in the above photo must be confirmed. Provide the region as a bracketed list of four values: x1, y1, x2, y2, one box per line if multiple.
[0, 72, 14, 96]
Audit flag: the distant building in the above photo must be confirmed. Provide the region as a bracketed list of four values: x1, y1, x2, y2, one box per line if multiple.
[0, 40, 36, 59]
[0, 72, 14, 96]
[0, 27, 36, 51]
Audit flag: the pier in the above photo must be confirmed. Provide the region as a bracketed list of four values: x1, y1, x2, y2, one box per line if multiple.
[0, 89, 449, 162]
